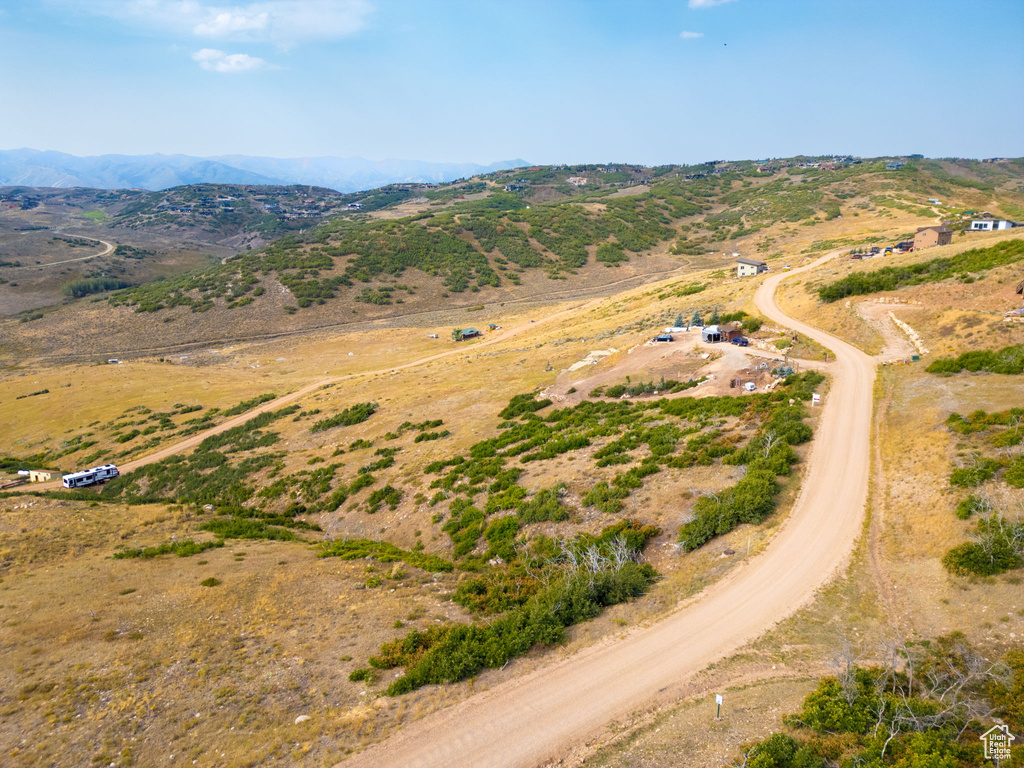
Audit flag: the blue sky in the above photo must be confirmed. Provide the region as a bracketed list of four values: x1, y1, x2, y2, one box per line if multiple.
[1, 0, 1022, 164]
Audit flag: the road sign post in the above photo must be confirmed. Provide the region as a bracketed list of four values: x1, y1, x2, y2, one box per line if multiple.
[715, 693, 723, 719]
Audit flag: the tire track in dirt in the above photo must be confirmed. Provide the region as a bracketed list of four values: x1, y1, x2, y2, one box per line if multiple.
[31, 234, 115, 268]
[27, 260, 697, 362]
[28, 296, 610, 490]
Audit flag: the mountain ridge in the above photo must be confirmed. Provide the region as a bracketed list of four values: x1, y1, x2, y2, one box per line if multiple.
[0, 148, 530, 193]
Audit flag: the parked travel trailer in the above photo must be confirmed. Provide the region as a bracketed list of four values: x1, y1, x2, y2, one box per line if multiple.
[62, 464, 119, 488]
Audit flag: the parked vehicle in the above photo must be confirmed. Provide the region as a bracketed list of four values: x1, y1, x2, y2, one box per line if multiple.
[62, 464, 119, 488]
[730, 337, 749, 347]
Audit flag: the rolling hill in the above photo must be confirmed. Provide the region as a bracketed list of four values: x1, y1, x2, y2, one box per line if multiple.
[2, 155, 1023, 360]
[0, 153, 1022, 768]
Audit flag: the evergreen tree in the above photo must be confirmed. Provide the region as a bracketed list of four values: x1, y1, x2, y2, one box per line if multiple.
[674, 312, 684, 328]
[691, 310, 703, 327]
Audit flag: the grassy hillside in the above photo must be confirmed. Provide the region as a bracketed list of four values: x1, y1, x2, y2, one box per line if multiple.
[2, 176, 1023, 766]
[104, 157, 1024, 316]
[3, 155, 1023, 357]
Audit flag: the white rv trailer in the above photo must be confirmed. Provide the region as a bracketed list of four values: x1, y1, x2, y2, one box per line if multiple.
[62, 464, 119, 488]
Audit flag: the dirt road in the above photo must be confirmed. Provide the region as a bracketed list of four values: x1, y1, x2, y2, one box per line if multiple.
[28, 259, 698, 363]
[333, 250, 876, 768]
[38, 234, 115, 267]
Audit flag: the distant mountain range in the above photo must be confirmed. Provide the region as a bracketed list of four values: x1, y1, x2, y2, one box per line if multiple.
[0, 149, 530, 193]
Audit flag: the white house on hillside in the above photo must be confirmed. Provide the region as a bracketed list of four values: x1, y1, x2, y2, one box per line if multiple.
[736, 258, 768, 277]
[969, 219, 1019, 231]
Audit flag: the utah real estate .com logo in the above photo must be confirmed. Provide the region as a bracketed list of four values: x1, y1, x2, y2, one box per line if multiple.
[980, 724, 1015, 761]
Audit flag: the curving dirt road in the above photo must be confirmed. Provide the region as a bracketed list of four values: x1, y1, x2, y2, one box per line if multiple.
[332, 250, 876, 768]
[38, 234, 115, 267]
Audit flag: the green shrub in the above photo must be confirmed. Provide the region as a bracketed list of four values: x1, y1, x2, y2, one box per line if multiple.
[197, 518, 299, 541]
[443, 500, 486, 557]
[483, 515, 520, 561]
[949, 458, 1001, 487]
[113, 539, 224, 559]
[499, 393, 552, 419]
[375, 561, 657, 696]
[318, 539, 453, 572]
[582, 482, 629, 514]
[954, 495, 990, 519]
[742, 733, 824, 768]
[517, 484, 570, 523]
[310, 402, 378, 433]
[348, 668, 375, 682]
[62, 277, 133, 298]
[942, 515, 1024, 576]
[366, 484, 402, 513]
[348, 473, 375, 494]
[791, 667, 879, 734]
[818, 239, 1024, 302]
[453, 566, 543, 614]
[1005, 455, 1024, 488]
[221, 393, 277, 417]
[678, 470, 781, 552]
[926, 344, 1024, 375]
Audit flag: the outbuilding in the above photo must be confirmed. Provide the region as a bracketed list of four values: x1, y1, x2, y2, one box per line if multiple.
[718, 322, 744, 341]
[701, 325, 723, 343]
[459, 328, 481, 339]
[29, 469, 60, 483]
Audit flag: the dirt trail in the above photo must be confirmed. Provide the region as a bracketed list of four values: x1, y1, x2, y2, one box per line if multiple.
[27, 260, 697, 363]
[30, 296, 608, 490]
[36, 234, 115, 267]
[333, 249, 875, 768]
[854, 302, 920, 362]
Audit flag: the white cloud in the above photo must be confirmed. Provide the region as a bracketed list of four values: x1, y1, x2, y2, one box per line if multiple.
[192, 47, 268, 72]
[64, 0, 373, 45]
[679, 30, 703, 39]
[688, 0, 737, 8]
[194, 10, 269, 37]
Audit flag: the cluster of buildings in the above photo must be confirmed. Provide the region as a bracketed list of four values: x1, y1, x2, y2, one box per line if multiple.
[149, 188, 346, 221]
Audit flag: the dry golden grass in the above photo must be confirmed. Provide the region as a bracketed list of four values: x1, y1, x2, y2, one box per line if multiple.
[775, 229, 1024, 358]
[1, 197, 1022, 767]
[872, 368, 1024, 645]
[0, 253, 834, 767]
[579, 677, 818, 768]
